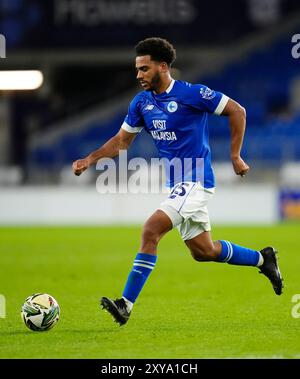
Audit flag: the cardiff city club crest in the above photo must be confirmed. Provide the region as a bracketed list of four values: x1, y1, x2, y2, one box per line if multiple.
[167, 101, 178, 113]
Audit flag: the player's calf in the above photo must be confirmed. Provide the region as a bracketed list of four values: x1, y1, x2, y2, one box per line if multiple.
[140, 210, 173, 254]
[185, 236, 221, 262]
[189, 245, 220, 261]
[140, 227, 160, 254]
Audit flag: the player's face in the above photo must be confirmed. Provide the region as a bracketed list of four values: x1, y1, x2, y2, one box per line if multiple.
[135, 55, 163, 91]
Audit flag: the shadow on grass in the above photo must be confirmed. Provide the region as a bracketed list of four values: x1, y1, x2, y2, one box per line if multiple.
[0, 327, 121, 337]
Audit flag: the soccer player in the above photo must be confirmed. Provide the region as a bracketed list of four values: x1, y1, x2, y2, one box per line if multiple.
[72, 37, 283, 326]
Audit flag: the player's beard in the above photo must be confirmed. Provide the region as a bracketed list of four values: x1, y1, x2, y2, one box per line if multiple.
[147, 72, 162, 92]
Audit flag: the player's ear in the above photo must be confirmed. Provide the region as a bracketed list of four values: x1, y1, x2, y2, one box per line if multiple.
[159, 62, 169, 73]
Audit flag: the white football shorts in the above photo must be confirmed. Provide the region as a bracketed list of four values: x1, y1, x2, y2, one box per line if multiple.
[159, 182, 214, 241]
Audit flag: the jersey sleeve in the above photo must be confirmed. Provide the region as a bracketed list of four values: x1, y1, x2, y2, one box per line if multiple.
[189, 84, 229, 115]
[121, 94, 145, 133]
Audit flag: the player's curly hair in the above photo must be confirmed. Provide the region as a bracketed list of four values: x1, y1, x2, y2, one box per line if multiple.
[135, 37, 176, 67]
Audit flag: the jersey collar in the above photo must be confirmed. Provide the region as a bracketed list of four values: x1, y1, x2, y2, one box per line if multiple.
[153, 79, 175, 97]
[165, 79, 175, 93]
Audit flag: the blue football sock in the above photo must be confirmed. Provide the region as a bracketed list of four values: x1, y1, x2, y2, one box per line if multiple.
[217, 240, 262, 266]
[122, 252, 157, 304]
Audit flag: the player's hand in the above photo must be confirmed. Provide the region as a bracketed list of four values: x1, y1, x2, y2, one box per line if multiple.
[231, 156, 250, 177]
[72, 158, 90, 176]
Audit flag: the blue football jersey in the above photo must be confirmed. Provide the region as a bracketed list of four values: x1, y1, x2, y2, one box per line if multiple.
[122, 79, 229, 189]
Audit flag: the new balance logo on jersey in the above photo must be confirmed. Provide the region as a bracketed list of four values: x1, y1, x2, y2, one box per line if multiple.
[145, 104, 154, 110]
[152, 120, 167, 130]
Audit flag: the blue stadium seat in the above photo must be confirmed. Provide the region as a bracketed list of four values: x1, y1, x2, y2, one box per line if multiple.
[30, 35, 300, 167]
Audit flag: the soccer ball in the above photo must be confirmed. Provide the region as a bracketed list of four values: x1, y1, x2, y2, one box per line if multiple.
[21, 293, 60, 331]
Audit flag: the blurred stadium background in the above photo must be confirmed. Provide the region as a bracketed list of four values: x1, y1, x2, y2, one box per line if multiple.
[0, 0, 300, 225]
[1, 0, 300, 360]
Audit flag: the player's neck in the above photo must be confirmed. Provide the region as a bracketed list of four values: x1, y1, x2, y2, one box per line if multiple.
[153, 77, 173, 95]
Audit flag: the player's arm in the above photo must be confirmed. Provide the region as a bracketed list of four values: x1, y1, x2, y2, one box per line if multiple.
[72, 128, 136, 176]
[221, 98, 250, 177]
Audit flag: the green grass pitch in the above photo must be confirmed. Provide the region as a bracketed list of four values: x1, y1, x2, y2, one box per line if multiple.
[0, 224, 299, 358]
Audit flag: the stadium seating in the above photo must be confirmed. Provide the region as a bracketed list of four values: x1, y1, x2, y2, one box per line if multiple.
[28, 35, 300, 169]
[204, 37, 300, 163]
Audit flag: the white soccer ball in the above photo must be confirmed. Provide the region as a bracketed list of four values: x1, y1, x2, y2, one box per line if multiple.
[21, 293, 60, 331]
